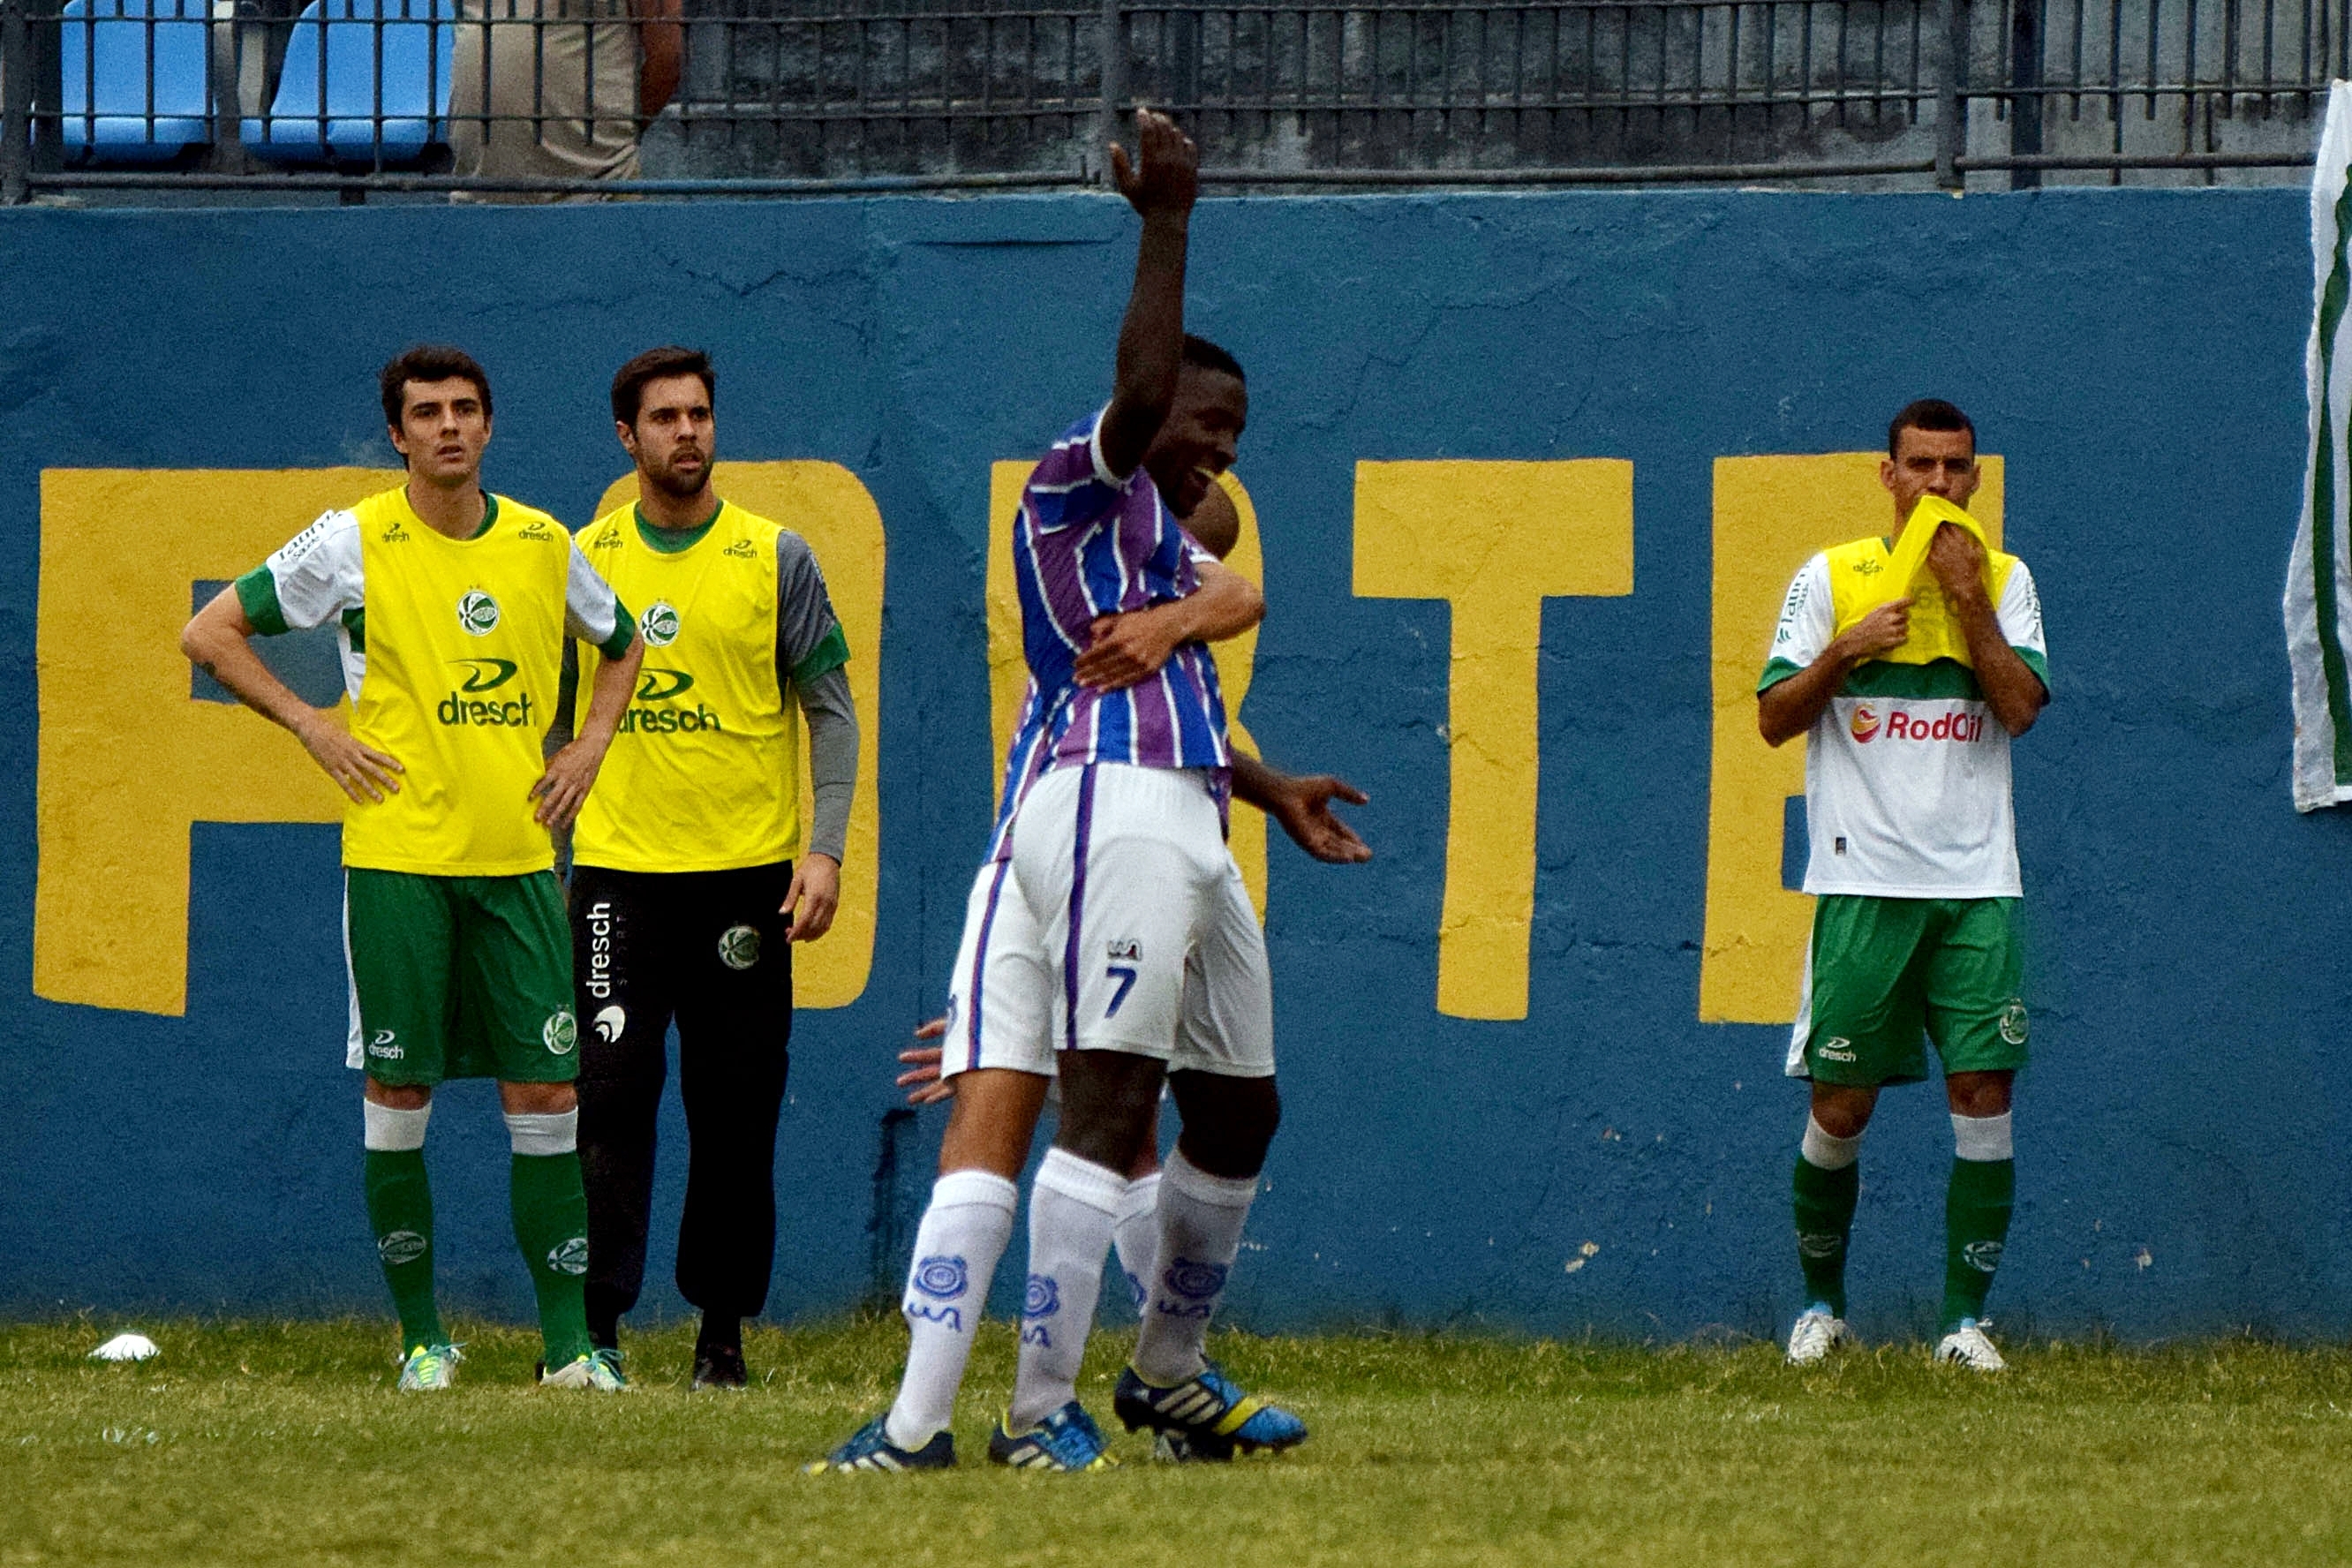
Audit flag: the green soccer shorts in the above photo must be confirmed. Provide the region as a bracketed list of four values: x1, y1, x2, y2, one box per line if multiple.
[347, 868, 578, 1087]
[1790, 894, 2030, 1088]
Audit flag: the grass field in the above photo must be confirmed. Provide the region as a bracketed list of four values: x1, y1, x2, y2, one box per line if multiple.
[4, 1317, 2349, 1566]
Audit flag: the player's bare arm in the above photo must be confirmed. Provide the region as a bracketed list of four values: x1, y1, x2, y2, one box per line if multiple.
[532, 632, 644, 828]
[181, 589, 403, 803]
[1073, 559, 1263, 690]
[1757, 598, 1911, 746]
[1233, 754, 1372, 864]
[1926, 524, 2047, 736]
[630, 0, 682, 118]
[1097, 109, 1198, 479]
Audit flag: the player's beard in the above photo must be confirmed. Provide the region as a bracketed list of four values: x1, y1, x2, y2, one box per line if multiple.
[647, 450, 712, 503]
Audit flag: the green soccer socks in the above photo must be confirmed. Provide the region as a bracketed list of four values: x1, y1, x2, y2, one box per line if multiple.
[1792, 1116, 1863, 1319]
[1943, 1113, 2017, 1332]
[508, 1112, 594, 1369]
[363, 1121, 445, 1353]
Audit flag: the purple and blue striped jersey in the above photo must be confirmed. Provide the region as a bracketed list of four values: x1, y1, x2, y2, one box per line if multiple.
[983, 407, 1231, 860]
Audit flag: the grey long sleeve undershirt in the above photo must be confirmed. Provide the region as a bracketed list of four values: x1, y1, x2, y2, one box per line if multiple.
[795, 663, 857, 864]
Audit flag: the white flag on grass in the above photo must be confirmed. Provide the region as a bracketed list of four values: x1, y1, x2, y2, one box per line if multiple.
[2288, 81, 2352, 810]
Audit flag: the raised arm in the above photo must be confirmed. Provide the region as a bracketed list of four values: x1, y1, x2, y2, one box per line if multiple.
[1097, 109, 1199, 480]
[1926, 525, 2047, 737]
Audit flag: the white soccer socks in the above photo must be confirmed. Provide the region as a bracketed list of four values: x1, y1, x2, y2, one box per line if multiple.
[1112, 1172, 1161, 1314]
[1130, 1150, 1260, 1388]
[884, 1169, 1018, 1451]
[1006, 1149, 1127, 1430]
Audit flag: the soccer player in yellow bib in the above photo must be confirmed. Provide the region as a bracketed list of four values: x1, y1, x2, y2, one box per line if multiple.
[181, 346, 646, 1392]
[1757, 398, 2050, 1373]
[562, 347, 862, 1390]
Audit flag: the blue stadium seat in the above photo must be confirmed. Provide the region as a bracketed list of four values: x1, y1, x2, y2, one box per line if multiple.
[57, 0, 215, 163]
[243, 0, 455, 162]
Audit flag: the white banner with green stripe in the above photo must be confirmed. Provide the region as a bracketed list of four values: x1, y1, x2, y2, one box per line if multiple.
[2289, 81, 2352, 810]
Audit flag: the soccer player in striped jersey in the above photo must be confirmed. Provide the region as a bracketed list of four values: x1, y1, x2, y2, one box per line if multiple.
[810, 481, 1369, 1474]
[180, 346, 645, 1391]
[1759, 399, 2049, 1374]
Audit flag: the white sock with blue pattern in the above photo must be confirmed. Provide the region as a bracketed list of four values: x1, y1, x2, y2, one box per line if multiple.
[1006, 1149, 1126, 1430]
[883, 1169, 1016, 1451]
[1131, 1150, 1259, 1387]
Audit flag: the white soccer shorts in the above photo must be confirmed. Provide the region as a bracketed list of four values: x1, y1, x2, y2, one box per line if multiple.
[940, 858, 1055, 1079]
[1006, 762, 1274, 1078]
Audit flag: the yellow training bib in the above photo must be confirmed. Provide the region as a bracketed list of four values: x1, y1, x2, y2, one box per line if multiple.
[342, 487, 572, 876]
[1828, 498, 2017, 668]
[571, 501, 801, 872]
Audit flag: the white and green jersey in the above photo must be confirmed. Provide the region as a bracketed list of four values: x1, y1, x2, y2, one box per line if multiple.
[1758, 550, 2050, 900]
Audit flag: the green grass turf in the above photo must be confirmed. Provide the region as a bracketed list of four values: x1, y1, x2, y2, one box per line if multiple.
[3, 1318, 2349, 1567]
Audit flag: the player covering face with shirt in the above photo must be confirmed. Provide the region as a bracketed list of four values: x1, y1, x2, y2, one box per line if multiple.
[1758, 400, 2049, 1373]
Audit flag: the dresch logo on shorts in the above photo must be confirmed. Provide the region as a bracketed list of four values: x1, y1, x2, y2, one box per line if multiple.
[584, 901, 614, 999]
[437, 659, 533, 728]
[1853, 705, 1986, 745]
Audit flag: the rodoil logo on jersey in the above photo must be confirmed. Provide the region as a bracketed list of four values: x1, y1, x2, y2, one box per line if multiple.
[1851, 704, 1986, 745]
[437, 658, 533, 727]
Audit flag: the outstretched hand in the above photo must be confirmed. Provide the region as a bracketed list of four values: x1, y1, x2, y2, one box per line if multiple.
[897, 1017, 954, 1106]
[1109, 108, 1197, 219]
[1267, 773, 1372, 864]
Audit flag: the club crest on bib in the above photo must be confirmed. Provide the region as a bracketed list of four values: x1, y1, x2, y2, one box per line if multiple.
[457, 589, 501, 637]
[542, 1009, 577, 1055]
[641, 601, 682, 648]
[718, 925, 761, 970]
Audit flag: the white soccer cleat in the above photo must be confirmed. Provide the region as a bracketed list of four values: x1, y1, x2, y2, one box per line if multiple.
[396, 1342, 463, 1391]
[1784, 1307, 1851, 1366]
[539, 1348, 628, 1391]
[1934, 1320, 2007, 1372]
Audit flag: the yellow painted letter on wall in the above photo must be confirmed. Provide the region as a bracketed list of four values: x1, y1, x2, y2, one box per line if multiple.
[35, 468, 385, 1016]
[1700, 454, 2001, 1022]
[1353, 459, 1635, 1021]
[595, 463, 884, 1008]
[985, 465, 1270, 917]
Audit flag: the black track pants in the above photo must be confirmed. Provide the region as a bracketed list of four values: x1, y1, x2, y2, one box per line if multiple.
[570, 862, 794, 1323]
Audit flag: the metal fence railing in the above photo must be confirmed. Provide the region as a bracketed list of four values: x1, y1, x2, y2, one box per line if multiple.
[0, 0, 2337, 201]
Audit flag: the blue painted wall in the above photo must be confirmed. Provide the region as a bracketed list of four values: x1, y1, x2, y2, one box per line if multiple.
[0, 187, 2341, 1340]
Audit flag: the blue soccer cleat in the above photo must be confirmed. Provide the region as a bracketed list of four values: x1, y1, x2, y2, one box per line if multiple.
[805, 1413, 957, 1474]
[1112, 1361, 1308, 1460]
[986, 1400, 1119, 1471]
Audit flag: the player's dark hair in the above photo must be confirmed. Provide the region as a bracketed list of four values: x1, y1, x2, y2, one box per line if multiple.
[612, 346, 717, 426]
[1181, 335, 1245, 384]
[1888, 397, 1974, 458]
[379, 345, 493, 427]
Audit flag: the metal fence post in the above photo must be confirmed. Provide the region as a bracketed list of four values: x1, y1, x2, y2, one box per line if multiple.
[1, 0, 31, 205]
[2009, 0, 2042, 189]
[1935, 0, 1969, 190]
[1099, 0, 1122, 185]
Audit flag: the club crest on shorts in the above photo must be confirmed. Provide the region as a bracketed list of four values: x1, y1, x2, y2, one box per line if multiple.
[456, 589, 500, 637]
[1999, 999, 2029, 1046]
[547, 1237, 590, 1276]
[542, 1009, 577, 1055]
[718, 925, 761, 970]
[377, 1230, 427, 1266]
[592, 1005, 626, 1044]
[912, 1255, 969, 1300]
[641, 600, 681, 648]
[1106, 937, 1141, 962]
